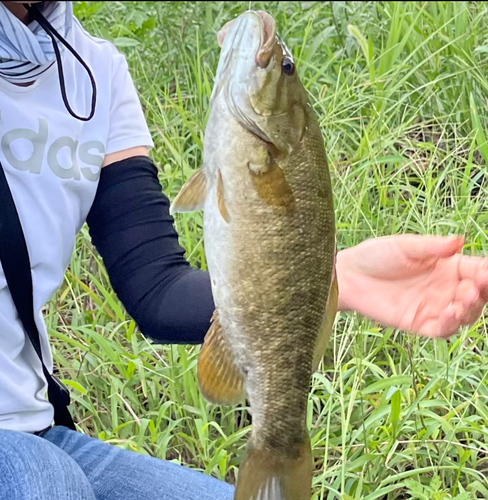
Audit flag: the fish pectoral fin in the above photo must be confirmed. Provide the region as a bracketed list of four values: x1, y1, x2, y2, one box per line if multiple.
[217, 169, 231, 223]
[249, 159, 295, 215]
[170, 167, 207, 214]
[197, 310, 245, 405]
[235, 438, 313, 500]
[312, 265, 339, 373]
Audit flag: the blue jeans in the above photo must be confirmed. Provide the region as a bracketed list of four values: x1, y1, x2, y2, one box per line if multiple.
[0, 425, 235, 500]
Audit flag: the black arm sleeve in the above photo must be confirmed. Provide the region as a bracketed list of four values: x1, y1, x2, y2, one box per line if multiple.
[85, 155, 214, 345]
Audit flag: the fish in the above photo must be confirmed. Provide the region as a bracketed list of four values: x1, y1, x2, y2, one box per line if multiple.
[170, 10, 338, 500]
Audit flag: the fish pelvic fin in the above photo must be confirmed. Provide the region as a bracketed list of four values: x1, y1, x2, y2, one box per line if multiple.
[217, 169, 231, 223]
[170, 167, 207, 214]
[198, 310, 245, 405]
[234, 437, 313, 500]
[312, 258, 338, 373]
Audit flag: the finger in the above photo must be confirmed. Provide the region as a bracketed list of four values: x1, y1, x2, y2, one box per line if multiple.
[475, 266, 488, 302]
[454, 280, 480, 306]
[418, 310, 460, 338]
[457, 254, 488, 285]
[418, 295, 486, 338]
[437, 304, 462, 339]
[455, 255, 488, 303]
[429, 303, 464, 338]
[458, 296, 486, 326]
[410, 287, 456, 333]
[398, 234, 464, 260]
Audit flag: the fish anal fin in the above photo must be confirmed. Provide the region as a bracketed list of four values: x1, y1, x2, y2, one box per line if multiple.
[170, 168, 207, 214]
[197, 311, 245, 405]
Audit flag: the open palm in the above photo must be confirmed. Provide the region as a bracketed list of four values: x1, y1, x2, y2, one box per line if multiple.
[336, 235, 488, 338]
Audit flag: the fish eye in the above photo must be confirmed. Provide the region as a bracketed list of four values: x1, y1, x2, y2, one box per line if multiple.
[281, 57, 295, 76]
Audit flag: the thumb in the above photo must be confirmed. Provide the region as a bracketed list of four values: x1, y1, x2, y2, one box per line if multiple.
[399, 234, 464, 260]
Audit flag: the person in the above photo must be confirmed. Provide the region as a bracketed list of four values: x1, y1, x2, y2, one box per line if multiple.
[0, 2, 487, 499]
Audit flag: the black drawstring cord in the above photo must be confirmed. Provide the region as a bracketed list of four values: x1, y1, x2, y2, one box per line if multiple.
[23, 3, 97, 122]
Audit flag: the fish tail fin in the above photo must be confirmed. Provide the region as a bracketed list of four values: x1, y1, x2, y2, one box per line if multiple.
[234, 436, 313, 500]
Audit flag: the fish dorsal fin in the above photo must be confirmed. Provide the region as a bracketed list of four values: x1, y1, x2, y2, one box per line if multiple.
[170, 167, 207, 214]
[198, 310, 245, 405]
[312, 259, 339, 373]
[217, 169, 231, 223]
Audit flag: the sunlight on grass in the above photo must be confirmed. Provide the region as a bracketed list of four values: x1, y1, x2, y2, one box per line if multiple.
[44, 2, 488, 498]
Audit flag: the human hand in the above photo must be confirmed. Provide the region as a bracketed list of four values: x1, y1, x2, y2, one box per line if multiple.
[336, 234, 488, 338]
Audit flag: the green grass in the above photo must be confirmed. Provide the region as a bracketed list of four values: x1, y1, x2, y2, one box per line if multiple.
[45, 1, 488, 498]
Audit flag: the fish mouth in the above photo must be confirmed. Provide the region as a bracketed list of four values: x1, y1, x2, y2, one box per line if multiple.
[212, 11, 277, 145]
[217, 10, 276, 68]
